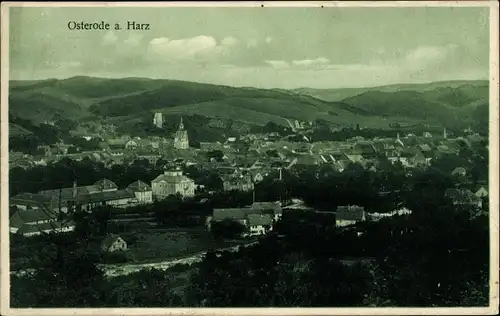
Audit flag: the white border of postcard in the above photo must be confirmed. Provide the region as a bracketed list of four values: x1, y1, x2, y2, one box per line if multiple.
[1, 1, 499, 315]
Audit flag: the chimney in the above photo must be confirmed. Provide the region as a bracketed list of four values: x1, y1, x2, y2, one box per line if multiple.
[72, 180, 78, 198]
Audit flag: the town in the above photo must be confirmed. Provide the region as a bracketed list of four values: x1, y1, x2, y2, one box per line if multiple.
[9, 111, 488, 259]
[9, 111, 490, 307]
[6, 4, 493, 309]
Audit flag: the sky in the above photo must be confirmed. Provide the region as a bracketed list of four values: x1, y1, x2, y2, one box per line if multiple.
[8, 5, 490, 89]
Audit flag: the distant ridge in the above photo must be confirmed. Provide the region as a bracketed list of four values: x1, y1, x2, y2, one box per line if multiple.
[8, 76, 488, 134]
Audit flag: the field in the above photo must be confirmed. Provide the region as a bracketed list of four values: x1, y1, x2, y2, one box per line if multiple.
[115, 226, 248, 264]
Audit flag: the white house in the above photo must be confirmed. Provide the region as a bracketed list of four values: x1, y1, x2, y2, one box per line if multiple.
[101, 234, 128, 253]
[127, 180, 153, 204]
[335, 205, 366, 227]
[125, 140, 138, 149]
[475, 185, 488, 198]
[151, 169, 196, 200]
[247, 214, 274, 236]
[209, 201, 282, 237]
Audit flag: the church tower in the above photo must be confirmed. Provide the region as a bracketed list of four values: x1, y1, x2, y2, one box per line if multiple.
[174, 116, 189, 149]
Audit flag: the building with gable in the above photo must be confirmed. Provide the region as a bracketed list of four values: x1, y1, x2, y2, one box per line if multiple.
[9, 209, 75, 237]
[208, 201, 282, 237]
[101, 234, 128, 253]
[151, 169, 196, 200]
[335, 205, 366, 227]
[127, 180, 153, 204]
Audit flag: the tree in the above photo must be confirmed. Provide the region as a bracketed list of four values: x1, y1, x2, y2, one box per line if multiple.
[67, 146, 79, 154]
[206, 150, 224, 162]
[210, 219, 247, 239]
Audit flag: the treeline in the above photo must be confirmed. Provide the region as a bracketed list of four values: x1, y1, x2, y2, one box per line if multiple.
[9, 114, 90, 154]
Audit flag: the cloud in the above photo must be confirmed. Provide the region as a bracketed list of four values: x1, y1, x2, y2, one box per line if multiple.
[42, 60, 82, 70]
[264, 57, 332, 70]
[102, 31, 118, 45]
[221, 36, 238, 47]
[265, 60, 290, 69]
[124, 33, 144, 47]
[292, 57, 330, 67]
[247, 38, 258, 48]
[405, 44, 458, 65]
[147, 35, 237, 62]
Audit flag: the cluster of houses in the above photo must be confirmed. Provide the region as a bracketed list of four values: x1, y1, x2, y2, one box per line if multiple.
[9, 169, 197, 237]
[207, 201, 283, 237]
[10, 121, 486, 178]
[9, 119, 489, 239]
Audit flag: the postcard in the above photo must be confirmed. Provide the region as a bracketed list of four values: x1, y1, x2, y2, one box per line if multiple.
[1, 1, 499, 316]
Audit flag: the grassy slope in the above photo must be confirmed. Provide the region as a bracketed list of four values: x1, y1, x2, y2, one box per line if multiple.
[8, 77, 488, 133]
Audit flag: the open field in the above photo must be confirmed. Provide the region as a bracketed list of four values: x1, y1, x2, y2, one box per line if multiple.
[114, 227, 249, 264]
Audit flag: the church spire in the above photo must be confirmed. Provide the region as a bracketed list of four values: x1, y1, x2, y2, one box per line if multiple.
[178, 116, 184, 130]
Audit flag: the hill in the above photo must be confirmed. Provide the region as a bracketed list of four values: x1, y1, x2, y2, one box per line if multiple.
[293, 80, 488, 102]
[8, 77, 489, 139]
[294, 80, 489, 131]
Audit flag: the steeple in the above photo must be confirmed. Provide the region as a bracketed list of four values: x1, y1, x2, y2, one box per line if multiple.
[178, 116, 184, 130]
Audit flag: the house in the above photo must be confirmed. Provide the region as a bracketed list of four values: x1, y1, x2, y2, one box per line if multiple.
[335, 205, 366, 227]
[10, 193, 55, 211]
[101, 234, 128, 253]
[10, 209, 75, 237]
[125, 140, 138, 149]
[247, 170, 264, 183]
[222, 174, 254, 192]
[151, 169, 196, 200]
[209, 202, 282, 237]
[127, 181, 153, 204]
[250, 201, 283, 221]
[394, 136, 404, 148]
[474, 185, 488, 198]
[423, 132, 433, 138]
[10, 209, 56, 233]
[94, 179, 119, 192]
[352, 142, 378, 159]
[80, 190, 137, 209]
[345, 154, 364, 164]
[55, 143, 71, 155]
[108, 148, 125, 157]
[16, 220, 75, 237]
[417, 144, 432, 152]
[135, 153, 161, 164]
[405, 148, 427, 166]
[9, 158, 34, 170]
[37, 179, 134, 212]
[445, 188, 482, 208]
[247, 214, 274, 236]
[452, 167, 467, 177]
